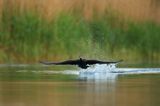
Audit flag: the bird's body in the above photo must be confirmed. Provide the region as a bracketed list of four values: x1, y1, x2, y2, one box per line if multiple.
[40, 58, 123, 69]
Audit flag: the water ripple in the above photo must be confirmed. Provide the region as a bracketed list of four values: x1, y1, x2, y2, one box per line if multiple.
[16, 64, 160, 81]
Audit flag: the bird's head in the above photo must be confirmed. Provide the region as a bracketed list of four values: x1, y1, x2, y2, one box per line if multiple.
[79, 57, 83, 61]
[79, 57, 86, 62]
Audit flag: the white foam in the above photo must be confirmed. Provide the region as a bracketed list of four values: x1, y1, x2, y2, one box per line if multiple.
[78, 64, 160, 81]
[16, 64, 160, 81]
[116, 68, 160, 75]
[79, 64, 118, 81]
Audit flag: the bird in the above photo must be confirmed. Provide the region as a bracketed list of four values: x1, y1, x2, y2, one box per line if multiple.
[40, 58, 123, 69]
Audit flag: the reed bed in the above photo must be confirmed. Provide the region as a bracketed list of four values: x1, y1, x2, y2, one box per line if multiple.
[0, 0, 159, 64]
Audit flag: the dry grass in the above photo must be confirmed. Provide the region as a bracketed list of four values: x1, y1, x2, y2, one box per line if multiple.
[0, 0, 160, 22]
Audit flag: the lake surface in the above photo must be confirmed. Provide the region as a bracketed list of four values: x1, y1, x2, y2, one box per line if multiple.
[0, 64, 160, 106]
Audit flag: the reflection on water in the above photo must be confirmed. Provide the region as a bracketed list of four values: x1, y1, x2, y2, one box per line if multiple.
[0, 65, 160, 106]
[0, 81, 116, 106]
[0, 78, 160, 106]
[116, 75, 160, 106]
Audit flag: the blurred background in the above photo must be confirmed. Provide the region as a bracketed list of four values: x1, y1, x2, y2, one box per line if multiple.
[0, 0, 159, 66]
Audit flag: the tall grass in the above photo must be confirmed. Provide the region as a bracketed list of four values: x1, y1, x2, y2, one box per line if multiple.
[124, 22, 160, 62]
[0, 0, 160, 64]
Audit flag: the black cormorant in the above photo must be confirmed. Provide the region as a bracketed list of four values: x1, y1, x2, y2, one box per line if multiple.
[40, 58, 123, 69]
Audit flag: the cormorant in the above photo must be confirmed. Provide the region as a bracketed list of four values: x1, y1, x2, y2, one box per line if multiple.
[40, 58, 123, 69]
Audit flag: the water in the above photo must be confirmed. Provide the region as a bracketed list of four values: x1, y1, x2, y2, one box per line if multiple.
[0, 64, 160, 106]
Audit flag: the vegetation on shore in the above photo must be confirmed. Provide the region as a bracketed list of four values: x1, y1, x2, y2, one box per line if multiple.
[0, 1, 159, 64]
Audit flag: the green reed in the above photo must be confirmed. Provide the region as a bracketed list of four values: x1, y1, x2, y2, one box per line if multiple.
[0, 8, 159, 64]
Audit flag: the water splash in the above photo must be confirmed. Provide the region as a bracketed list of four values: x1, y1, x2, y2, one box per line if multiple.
[16, 64, 160, 82]
[116, 68, 160, 74]
[79, 64, 118, 81]
[78, 64, 160, 81]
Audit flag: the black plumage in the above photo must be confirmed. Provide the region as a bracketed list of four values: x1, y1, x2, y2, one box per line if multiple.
[40, 58, 123, 69]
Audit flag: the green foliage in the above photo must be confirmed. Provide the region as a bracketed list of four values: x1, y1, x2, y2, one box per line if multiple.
[124, 22, 160, 61]
[0, 8, 159, 63]
[54, 13, 92, 57]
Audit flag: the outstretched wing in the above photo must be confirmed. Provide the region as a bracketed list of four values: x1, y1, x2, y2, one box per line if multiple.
[40, 59, 79, 65]
[86, 59, 123, 65]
